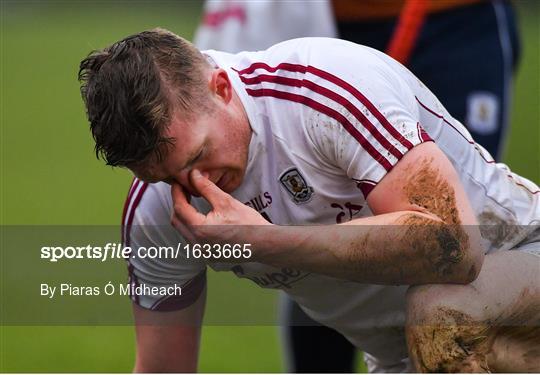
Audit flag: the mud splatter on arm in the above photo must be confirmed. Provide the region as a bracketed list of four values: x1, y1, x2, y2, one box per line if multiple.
[394, 157, 478, 281]
[403, 157, 462, 225]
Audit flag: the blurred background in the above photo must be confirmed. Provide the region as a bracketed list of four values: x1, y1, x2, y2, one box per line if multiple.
[1, 0, 538, 372]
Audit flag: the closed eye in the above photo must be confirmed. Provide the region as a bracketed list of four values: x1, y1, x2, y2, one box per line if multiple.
[183, 147, 204, 171]
[189, 148, 204, 167]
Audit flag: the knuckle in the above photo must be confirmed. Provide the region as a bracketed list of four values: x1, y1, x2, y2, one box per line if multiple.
[200, 179, 213, 189]
[221, 198, 233, 209]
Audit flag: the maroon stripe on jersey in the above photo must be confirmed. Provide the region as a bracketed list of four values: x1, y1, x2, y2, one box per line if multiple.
[416, 122, 433, 143]
[352, 178, 378, 198]
[238, 73, 404, 160]
[124, 182, 149, 247]
[235, 62, 304, 76]
[203, 6, 246, 28]
[415, 96, 497, 164]
[121, 178, 140, 245]
[416, 97, 539, 195]
[126, 179, 140, 207]
[121, 178, 137, 301]
[127, 262, 138, 304]
[308, 65, 415, 150]
[246, 87, 393, 171]
[236, 62, 415, 150]
[123, 181, 148, 305]
[357, 180, 377, 198]
[506, 174, 540, 195]
[415, 96, 475, 145]
[150, 270, 207, 311]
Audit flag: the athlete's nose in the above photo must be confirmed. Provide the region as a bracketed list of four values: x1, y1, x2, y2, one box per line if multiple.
[170, 170, 199, 197]
[174, 169, 211, 198]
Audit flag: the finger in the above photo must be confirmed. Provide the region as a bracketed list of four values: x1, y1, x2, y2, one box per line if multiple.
[171, 213, 196, 243]
[171, 182, 205, 226]
[190, 169, 230, 209]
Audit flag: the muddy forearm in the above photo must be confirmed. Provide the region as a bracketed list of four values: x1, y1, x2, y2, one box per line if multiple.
[255, 211, 481, 285]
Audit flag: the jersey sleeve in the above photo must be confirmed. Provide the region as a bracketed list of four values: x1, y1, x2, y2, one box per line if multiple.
[121, 179, 207, 311]
[302, 41, 433, 197]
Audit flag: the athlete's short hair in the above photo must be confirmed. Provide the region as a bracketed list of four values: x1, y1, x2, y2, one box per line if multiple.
[78, 28, 210, 167]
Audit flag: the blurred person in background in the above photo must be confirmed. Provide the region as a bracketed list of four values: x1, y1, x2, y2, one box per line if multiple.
[333, 0, 520, 161]
[192, 0, 521, 372]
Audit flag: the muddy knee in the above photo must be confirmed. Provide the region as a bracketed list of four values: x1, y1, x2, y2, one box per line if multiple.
[406, 286, 492, 373]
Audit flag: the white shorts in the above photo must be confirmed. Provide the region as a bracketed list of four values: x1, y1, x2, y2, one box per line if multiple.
[363, 352, 412, 373]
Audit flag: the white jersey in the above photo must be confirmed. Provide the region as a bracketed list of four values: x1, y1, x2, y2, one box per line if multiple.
[123, 38, 539, 364]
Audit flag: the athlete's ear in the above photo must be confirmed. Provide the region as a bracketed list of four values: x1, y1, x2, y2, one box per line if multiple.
[208, 68, 233, 104]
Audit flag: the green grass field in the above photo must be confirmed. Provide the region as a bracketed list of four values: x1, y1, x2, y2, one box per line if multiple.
[1, 1, 538, 372]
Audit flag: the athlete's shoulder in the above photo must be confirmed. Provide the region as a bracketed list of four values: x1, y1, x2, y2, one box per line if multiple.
[265, 37, 371, 56]
[271, 38, 389, 65]
[119, 179, 207, 312]
[122, 179, 172, 231]
[258, 38, 409, 100]
[206, 37, 383, 70]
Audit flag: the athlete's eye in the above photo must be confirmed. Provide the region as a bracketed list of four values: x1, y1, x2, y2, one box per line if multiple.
[192, 148, 204, 164]
[185, 147, 204, 169]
